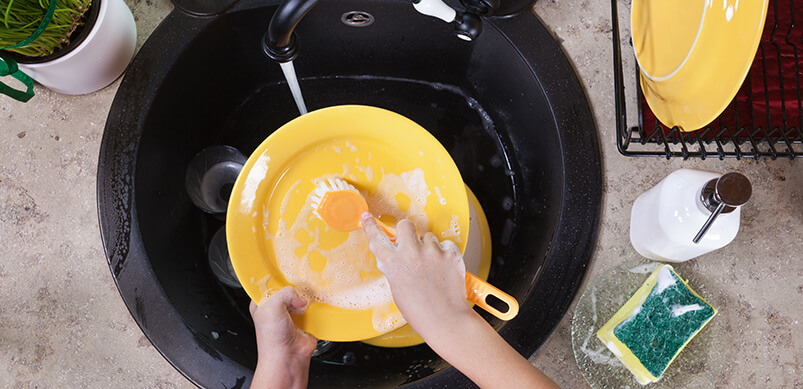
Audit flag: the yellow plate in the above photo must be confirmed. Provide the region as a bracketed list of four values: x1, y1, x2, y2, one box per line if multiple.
[227, 105, 469, 342]
[633, 0, 768, 131]
[361, 185, 492, 348]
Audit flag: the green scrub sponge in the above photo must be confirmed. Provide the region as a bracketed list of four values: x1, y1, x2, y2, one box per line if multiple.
[597, 264, 716, 384]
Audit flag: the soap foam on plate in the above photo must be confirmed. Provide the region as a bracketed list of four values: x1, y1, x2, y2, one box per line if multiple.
[434, 186, 447, 205]
[440, 214, 462, 243]
[251, 274, 272, 302]
[268, 166, 435, 332]
[371, 302, 406, 333]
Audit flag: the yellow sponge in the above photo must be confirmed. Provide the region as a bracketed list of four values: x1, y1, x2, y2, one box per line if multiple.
[596, 264, 716, 384]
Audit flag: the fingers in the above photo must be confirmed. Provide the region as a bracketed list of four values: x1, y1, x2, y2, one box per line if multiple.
[275, 286, 309, 313]
[252, 287, 309, 317]
[361, 212, 393, 255]
[439, 239, 466, 276]
[439, 239, 462, 256]
[395, 219, 418, 246]
[422, 232, 440, 250]
[297, 329, 320, 355]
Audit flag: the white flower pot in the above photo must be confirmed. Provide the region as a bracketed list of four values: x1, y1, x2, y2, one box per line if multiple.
[18, 0, 137, 95]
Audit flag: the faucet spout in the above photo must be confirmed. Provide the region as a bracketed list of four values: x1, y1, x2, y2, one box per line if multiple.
[263, 0, 319, 62]
[264, 0, 489, 63]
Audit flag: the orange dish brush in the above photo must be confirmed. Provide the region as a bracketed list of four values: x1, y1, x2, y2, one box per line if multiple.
[311, 178, 397, 239]
[310, 177, 519, 321]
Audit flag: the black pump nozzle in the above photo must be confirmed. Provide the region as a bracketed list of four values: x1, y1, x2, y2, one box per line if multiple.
[453, 12, 482, 41]
[412, 0, 485, 42]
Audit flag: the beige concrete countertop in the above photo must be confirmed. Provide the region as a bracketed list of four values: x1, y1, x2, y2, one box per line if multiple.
[1, 0, 800, 387]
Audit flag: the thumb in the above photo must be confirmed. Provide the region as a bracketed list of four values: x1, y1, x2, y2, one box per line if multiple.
[249, 300, 258, 317]
[286, 289, 309, 314]
[361, 212, 393, 255]
[273, 287, 308, 314]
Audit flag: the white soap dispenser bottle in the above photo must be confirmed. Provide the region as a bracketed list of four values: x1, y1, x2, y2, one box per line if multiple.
[630, 169, 752, 262]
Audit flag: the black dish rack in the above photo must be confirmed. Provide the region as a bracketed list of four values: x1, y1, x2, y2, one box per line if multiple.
[612, 0, 803, 159]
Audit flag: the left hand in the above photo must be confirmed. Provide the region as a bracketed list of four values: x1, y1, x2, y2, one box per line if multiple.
[250, 286, 318, 389]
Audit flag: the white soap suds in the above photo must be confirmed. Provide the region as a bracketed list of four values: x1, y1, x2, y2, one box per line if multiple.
[262, 204, 273, 238]
[371, 301, 406, 333]
[280, 180, 303, 220]
[365, 168, 431, 228]
[437, 239, 460, 255]
[606, 341, 623, 357]
[620, 305, 642, 327]
[628, 262, 661, 274]
[266, 167, 442, 333]
[365, 166, 373, 182]
[355, 165, 374, 182]
[634, 375, 650, 385]
[440, 214, 462, 243]
[272, 189, 395, 311]
[671, 304, 703, 317]
[251, 274, 273, 302]
[240, 154, 270, 210]
[434, 186, 447, 205]
[654, 265, 677, 294]
[580, 291, 621, 366]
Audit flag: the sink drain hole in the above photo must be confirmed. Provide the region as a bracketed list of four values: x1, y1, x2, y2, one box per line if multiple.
[341, 11, 374, 27]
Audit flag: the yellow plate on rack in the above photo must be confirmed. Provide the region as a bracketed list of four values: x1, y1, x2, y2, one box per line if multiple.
[361, 185, 492, 348]
[227, 105, 469, 342]
[633, 0, 768, 131]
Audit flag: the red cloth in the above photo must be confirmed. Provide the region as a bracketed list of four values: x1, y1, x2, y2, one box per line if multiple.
[641, 0, 803, 140]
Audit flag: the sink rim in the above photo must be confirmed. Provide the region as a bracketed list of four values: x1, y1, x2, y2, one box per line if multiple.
[96, 2, 602, 387]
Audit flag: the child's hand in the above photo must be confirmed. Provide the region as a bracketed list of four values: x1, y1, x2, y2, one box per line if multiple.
[362, 212, 560, 389]
[250, 286, 317, 389]
[360, 212, 473, 343]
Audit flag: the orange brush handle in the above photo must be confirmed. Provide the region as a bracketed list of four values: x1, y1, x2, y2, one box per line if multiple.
[373, 218, 397, 242]
[379, 224, 519, 321]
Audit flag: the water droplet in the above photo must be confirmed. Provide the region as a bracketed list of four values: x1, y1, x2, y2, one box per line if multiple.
[502, 196, 513, 211]
[342, 352, 357, 365]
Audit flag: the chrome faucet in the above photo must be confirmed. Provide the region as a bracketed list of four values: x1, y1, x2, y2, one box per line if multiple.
[263, 0, 495, 62]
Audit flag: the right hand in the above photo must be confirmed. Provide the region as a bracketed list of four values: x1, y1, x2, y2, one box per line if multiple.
[362, 212, 562, 389]
[360, 212, 473, 342]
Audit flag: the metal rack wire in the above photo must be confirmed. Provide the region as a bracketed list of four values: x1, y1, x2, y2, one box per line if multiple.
[613, 0, 803, 159]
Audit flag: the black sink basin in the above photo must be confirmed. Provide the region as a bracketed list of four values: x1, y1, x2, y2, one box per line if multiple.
[98, 0, 601, 387]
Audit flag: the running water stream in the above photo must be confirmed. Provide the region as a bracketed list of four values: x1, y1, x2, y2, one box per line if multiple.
[279, 60, 309, 115]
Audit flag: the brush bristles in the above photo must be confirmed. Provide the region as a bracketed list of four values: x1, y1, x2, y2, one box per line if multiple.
[310, 178, 359, 219]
